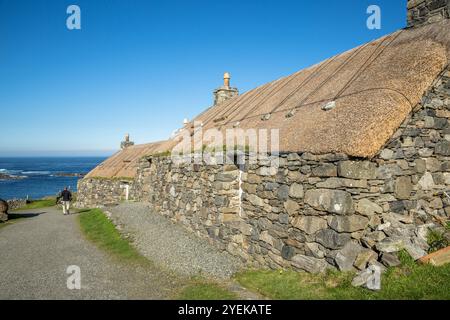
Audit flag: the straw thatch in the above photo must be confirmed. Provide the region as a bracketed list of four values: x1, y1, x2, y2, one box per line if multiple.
[86, 21, 450, 178]
[85, 141, 168, 178]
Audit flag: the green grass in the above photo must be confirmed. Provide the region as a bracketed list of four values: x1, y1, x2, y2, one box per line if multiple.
[235, 252, 450, 300]
[16, 199, 57, 210]
[177, 280, 238, 300]
[78, 208, 149, 264]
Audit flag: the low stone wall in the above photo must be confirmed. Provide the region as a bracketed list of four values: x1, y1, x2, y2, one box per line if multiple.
[407, 0, 449, 27]
[76, 178, 135, 208]
[7, 199, 27, 211]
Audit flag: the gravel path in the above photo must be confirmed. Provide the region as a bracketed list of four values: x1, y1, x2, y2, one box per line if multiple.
[106, 203, 243, 279]
[0, 207, 181, 299]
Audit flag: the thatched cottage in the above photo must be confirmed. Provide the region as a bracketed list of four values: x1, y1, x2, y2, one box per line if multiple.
[77, 1, 450, 273]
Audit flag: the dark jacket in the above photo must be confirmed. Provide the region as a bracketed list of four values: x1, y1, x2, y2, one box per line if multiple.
[59, 190, 72, 202]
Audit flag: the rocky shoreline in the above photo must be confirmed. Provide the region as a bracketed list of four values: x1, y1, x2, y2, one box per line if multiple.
[0, 173, 26, 180]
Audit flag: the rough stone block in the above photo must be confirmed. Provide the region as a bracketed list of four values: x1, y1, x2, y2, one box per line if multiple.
[304, 189, 354, 215]
[292, 216, 327, 235]
[338, 161, 377, 179]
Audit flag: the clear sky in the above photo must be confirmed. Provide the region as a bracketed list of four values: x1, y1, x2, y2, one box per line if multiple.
[0, 0, 407, 156]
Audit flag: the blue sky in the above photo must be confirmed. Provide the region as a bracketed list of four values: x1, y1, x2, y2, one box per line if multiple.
[0, 0, 407, 156]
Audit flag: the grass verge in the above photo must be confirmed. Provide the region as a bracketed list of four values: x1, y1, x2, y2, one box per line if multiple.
[177, 279, 238, 300]
[16, 199, 57, 210]
[235, 252, 450, 300]
[78, 208, 149, 265]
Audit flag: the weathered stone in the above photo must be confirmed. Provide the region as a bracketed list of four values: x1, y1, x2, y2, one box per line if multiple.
[276, 184, 290, 201]
[426, 158, 442, 172]
[257, 166, 278, 176]
[380, 149, 394, 160]
[338, 161, 377, 179]
[246, 194, 265, 207]
[376, 164, 403, 179]
[316, 178, 368, 189]
[315, 229, 351, 250]
[311, 164, 337, 177]
[246, 174, 262, 184]
[334, 241, 364, 271]
[281, 245, 296, 260]
[0, 199, 8, 222]
[415, 159, 426, 173]
[418, 172, 435, 190]
[289, 183, 304, 199]
[435, 140, 450, 156]
[304, 189, 354, 215]
[260, 231, 274, 246]
[351, 268, 373, 287]
[380, 252, 401, 267]
[394, 176, 413, 200]
[355, 198, 383, 216]
[305, 242, 325, 259]
[328, 215, 369, 233]
[287, 153, 301, 161]
[354, 250, 378, 270]
[375, 237, 406, 253]
[216, 172, 237, 182]
[404, 243, 427, 260]
[291, 254, 329, 273]
[292, 216, 327, 235]
[284, 199, 300, 215]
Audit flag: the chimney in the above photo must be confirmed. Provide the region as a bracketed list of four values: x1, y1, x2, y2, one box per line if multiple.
[120, 133, 134, 149]
[407, 0, 450, 28]
[213, 72, 239, 106]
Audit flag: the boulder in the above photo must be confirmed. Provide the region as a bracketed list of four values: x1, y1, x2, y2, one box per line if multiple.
[304, 189, 354, 215]
[0, 199, 8, 222]
[291, 254, 329, 273]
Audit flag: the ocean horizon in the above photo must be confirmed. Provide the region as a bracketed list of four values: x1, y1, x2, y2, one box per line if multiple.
[0, 157, 106, 200]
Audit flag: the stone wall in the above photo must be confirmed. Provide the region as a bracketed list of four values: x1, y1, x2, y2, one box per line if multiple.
[76, 178, 135, 208]
[130, 68, 450, 272]
[6, 199, 27, 211]
[407, 0, 449, 27]
[133, 156, 242, 248]
[77, 68, 450, 273]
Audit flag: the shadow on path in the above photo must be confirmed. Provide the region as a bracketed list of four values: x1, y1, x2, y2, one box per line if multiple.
[7, 212, 46, 220]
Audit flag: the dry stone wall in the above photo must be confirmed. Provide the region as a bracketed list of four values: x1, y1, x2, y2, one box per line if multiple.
[76, 178, 135, 208]
[76, 68, 450, 273]
[407, 0, 449, 27]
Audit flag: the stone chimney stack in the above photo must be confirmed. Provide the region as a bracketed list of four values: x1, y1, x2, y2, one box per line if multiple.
[120, 133, 134, 149]
[213, 72, 239, 106]
[407, 0, 450, 28]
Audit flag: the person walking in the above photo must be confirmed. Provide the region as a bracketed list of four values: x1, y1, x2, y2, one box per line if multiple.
[57, 187, 73, 215]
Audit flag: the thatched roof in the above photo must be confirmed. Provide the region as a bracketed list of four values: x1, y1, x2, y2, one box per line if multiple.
[193, 20, 450, 158]
[85, 20, 450, 178]
[85, 141, 167, 178]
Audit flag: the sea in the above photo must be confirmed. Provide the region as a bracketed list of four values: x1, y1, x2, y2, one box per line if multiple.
[0, 157, 106, 200]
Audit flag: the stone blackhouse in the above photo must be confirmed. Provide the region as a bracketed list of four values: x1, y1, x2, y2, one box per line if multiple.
[77, 1, 450, 273]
